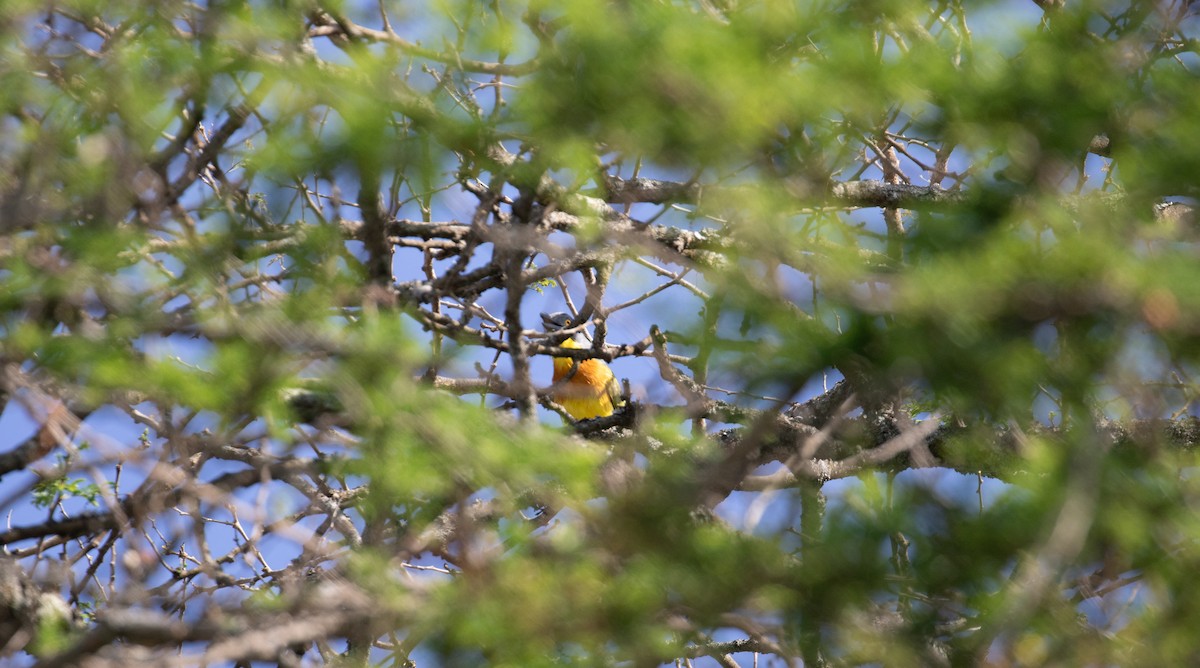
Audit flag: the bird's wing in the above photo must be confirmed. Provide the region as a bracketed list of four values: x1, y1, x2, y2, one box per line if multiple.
[604, 374, 624, 409]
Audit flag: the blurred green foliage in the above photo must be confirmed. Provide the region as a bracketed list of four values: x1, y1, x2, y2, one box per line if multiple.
[3, 0, 1200, 665]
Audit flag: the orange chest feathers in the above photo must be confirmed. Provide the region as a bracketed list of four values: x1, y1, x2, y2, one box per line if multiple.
[552, 355, 615, 389]
[548, 339, 618, 420]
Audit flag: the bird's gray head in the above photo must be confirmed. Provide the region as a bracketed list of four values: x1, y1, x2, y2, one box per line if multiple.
[540, 312, 586, 344]
[540, 312, 573, 332]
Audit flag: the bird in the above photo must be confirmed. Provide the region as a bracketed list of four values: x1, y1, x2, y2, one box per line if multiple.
[540, 312, 625, 421]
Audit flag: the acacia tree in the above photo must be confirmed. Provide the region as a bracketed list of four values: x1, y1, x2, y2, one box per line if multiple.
[3, 0, 1200, 665]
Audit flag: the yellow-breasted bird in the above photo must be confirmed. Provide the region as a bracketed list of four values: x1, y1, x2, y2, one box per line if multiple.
[541, 312, 625, 420]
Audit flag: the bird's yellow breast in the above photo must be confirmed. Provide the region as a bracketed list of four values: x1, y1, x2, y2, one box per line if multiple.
[550, 336, 619, 420]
